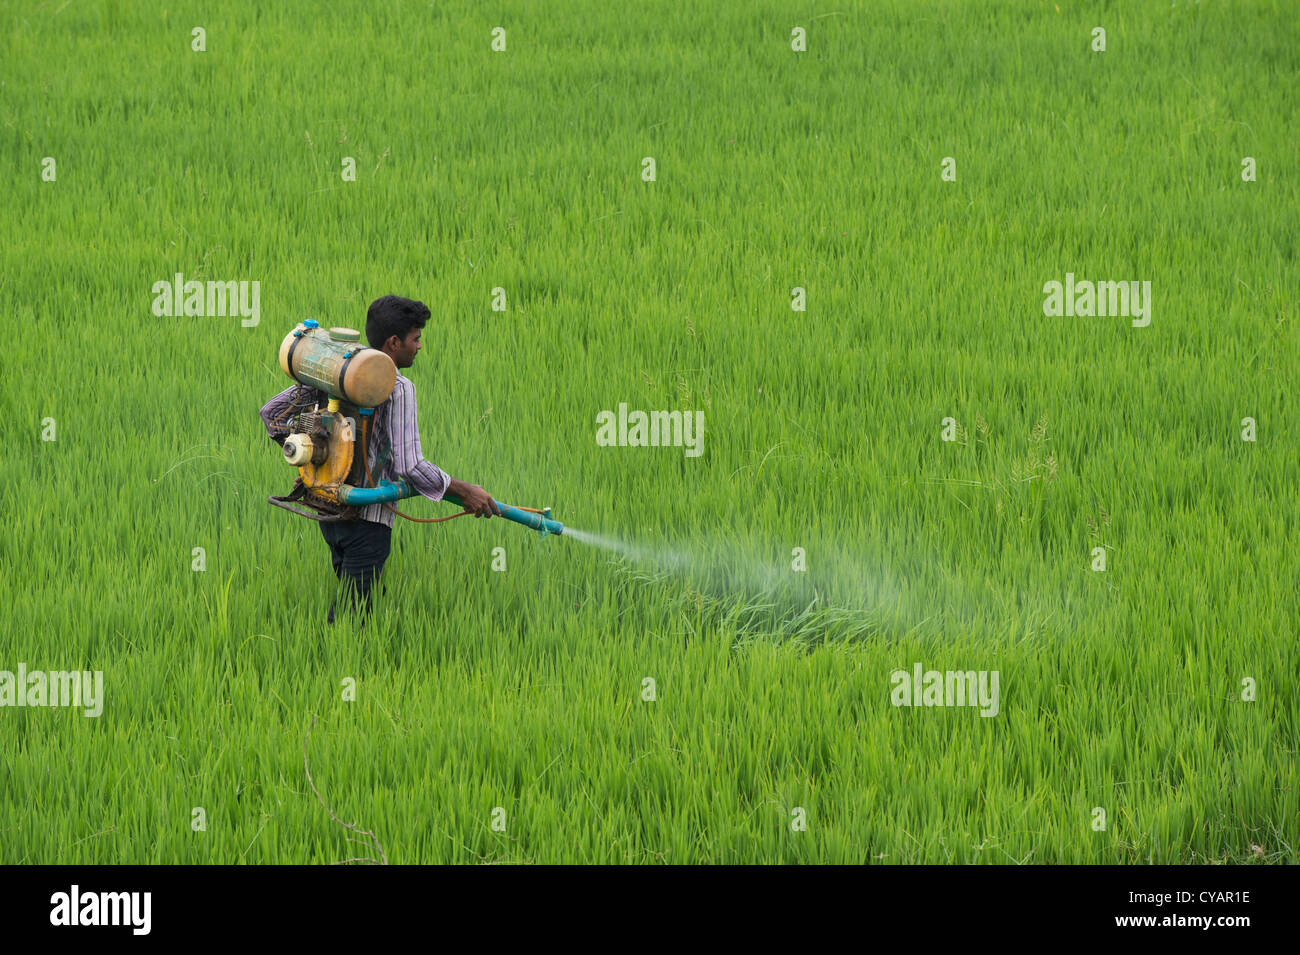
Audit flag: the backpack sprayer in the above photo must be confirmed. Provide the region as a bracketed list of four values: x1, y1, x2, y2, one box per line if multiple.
[266, 320, 564, 537]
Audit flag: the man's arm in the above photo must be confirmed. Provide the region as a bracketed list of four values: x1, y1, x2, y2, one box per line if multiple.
[384, 379, 500, 517]
[259, 383, 323, 444]
[445, 476, 502, 517]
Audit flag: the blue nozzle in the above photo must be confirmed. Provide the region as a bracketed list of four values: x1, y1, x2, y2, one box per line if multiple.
[495, 501, 564, 536]
[444, 491, 563, 535]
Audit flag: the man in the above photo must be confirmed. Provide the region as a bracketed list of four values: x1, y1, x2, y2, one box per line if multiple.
[260, 295, 500, 623]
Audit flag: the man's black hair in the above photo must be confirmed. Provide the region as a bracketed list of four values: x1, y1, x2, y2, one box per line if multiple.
[366, 295, 429, 350]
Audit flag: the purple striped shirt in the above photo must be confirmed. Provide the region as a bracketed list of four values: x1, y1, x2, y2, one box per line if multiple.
[259, 373, 451, 528]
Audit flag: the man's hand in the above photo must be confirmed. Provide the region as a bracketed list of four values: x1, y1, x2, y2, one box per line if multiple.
[448, 478, 501, 518]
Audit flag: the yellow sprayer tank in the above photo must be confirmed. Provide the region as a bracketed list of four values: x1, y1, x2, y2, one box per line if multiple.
[278, 322, 397, 408]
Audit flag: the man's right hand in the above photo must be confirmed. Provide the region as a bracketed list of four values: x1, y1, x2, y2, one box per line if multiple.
[448, 478, 502, 518]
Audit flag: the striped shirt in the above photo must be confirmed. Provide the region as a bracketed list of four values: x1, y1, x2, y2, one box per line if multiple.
[259, 373, 451, 528]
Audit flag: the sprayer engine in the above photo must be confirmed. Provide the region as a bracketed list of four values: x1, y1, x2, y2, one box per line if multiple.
[277, 406, 365, 515]
[282, 412, 329, 467]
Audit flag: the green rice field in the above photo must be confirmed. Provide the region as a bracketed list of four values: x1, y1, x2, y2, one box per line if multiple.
[1, 0, 1296, 863]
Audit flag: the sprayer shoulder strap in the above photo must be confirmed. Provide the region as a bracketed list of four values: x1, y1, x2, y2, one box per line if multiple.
[373, 432, 393, 476]
[366, 392, 401, 479]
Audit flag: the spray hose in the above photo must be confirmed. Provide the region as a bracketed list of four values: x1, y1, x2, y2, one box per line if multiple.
[355, 417, 564, 536]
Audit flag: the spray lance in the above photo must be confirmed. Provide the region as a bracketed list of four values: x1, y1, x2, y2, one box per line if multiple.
[266, 320, 564, 537]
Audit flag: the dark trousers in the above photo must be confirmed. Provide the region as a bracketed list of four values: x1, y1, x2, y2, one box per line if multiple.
[320, 519, 391, 623]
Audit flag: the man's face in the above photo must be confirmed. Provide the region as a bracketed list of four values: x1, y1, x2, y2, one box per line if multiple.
[387, 328, 422, 369]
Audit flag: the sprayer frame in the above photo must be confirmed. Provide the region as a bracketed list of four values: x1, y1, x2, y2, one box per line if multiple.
[266, 337, 564, 535]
